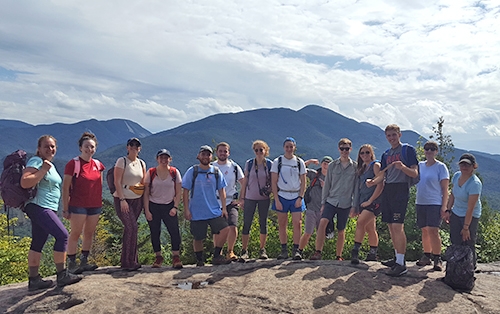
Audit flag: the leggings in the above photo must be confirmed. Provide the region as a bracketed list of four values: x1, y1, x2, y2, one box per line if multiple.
[24, 203, 68, 252]
[242, 198, 270, 235]
[147, 201, 181, 252]
[114, 197, 143, 268]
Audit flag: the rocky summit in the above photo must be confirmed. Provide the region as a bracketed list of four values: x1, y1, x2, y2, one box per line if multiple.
[1, 260, 500, 313]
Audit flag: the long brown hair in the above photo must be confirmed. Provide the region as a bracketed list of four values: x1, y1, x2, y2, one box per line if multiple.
[36, 135, 57, 157]
[356, 144, 376, 176]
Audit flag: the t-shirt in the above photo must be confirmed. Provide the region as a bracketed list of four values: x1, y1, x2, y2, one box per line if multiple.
[64, 157, 105, 208]
[212, 160, 244, 206]
[112, 157, 145, 200]
[381, 144, 418, 184]
[181, 165, 227, 221]
[26, 156, 62, 211]
[416, 160, 449, 205]
[270, 155, 306, 200]
[244, 158, 272, 201]
[354, 161, 381, 210]
[144, 167, 182, 204]
[305, 168, 325, 212]
[451, 171, 482, 218]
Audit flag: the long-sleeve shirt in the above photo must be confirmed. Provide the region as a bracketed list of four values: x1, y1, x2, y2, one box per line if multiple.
[321, 157, 357, 209]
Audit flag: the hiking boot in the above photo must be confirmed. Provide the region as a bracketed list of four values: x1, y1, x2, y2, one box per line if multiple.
[381, 258, 396, 267]
[67, 260, 82, 274]
[227, 251, 238, 261]
[336, 256, 344, 261]
[258, 248, 268, 260]
[172, 255, 183, 269]
[351, 249, 359, 265]
[152, 256, 163, 268]
[196, 260, 205, 267]
[365, 253, 377, 262]
[293, 249, 302, 261]
[277, 250, 289, 260]
[386, 263, 408, 277]
[57, 269, 83, 287]
[310, 251, 322, 260]
[416, 254, 432, 266]
[79, 256, 98, 272]
[433, 256, 443, 271]
[240, 250, 249, 260]
[28, 275, 54, 291]
[212, 255, 231, 265]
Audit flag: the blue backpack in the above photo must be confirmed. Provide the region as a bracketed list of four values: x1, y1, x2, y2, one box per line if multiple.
[383, 143, 420, 186]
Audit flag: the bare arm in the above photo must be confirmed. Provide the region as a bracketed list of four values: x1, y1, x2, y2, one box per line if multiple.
[440, 178, 450, 216]
[461, 194, 479, 241]
[183, 188, 191, 220]
[21, 161, 52, 189]
[271, 172, 282, 210]
[62, 174, 72, 218]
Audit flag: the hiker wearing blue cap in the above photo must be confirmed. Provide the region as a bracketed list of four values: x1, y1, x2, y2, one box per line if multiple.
[270, 137, 307, 260]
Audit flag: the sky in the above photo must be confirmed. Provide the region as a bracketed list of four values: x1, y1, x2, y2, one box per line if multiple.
[1, 0, 499, 154]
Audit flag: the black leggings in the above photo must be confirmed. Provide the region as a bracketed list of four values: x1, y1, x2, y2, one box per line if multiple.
[147, 201, 181, 252]
[242, 199, 270, 235]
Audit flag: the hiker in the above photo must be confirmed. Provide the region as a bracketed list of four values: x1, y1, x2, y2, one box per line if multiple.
[295, 156, 333, 260]
[444, 153, 482, 266]
[211, 142, 244, 261]
[367, 124, 419, 277]
[415, 141, 449, 271]
[182, 145, 231, 266]
[113, 137, 146, 271]
[351, 144, 384, 264]
[21, 135, 82, 291]
[271, 137, 307, 260]
[62, 132, 105, 274]
[143, 149, 183, 269]
[239, 140, 273, 260]
[310, 138, 357, 261]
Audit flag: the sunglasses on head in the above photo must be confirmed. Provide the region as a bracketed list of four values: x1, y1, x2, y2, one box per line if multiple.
[339, 147, 350, 151]
[254, 148, 264, 153]
[359, 151, 370, 155]
[424, 147, 437, 151]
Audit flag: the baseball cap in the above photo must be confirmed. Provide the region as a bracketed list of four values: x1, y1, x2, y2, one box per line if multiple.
[321, 156, 333, 163]
[127, 137, 141, 146]
[199, 145, 213, 154]
[156, 149, 171, 157]
[459, 153, 476, 165]
[283, 137, 296, 145]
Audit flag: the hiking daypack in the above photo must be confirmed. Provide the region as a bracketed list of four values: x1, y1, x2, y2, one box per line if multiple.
[72, 157, 103, 179]
[148, 166, 177, 195]
[444, 244, 475, 292]
[0, 150, 37, 209]
[277, 156, 302, 178]
[106, 157, 145, 194]
[383, 143, 420, 186]
[304, 170, 321, 204]
[190, 165, 220, 198]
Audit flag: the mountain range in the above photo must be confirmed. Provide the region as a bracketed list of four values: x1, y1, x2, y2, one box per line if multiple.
[1, 105, 499, 208]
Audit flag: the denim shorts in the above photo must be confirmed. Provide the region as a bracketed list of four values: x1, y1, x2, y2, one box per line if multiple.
[69, 206, 102, 216]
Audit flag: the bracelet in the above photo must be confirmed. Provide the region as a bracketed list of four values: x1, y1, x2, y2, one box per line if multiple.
[298, 196, 303, 200]
[445, 209, 451, 213]
[173, 206, 178, 209]
[119, 198, 126, 201]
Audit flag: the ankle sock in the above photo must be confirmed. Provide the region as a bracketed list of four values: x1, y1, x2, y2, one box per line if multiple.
[29, 266, 39, 277]
[395, 253, 405, 266]
[214, 247, 222, 258]
[424, 252, 432, 258]
[195, 251, 203, 262]
[67, 254, 77, 262]
[281, 243, 287, 252]
[55, 263, 65, 272]
[369, 246, 378, 255]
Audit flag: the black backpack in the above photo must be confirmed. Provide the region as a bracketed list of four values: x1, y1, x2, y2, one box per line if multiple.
[106, 157, 145, 194]
[0, 150, 37, 209]
[444, 244, 475, 292]
[190, 165, 220, 198]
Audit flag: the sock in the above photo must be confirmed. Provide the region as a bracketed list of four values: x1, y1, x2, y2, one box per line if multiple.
[281, 243, 287, 252]
[396, 253, 405, 266]
[316, 250, 322, 254]
[369, 246, 378, 255]
[424, 252, 431, 258]
[293, 243, 299, 251]
[55, 263, 65, 272]
[214, 247, 222, 258]
[394, 249, 397, 258]
[195, 251, 203, 262]
[29, 266, 39, 277]
[67, 254, 77, 262]
[353, 242, 362, 251]
[433, 254, 441, 261]
[81, 250, 90, 258]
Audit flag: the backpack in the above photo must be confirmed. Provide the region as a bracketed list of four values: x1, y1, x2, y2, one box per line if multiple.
[106, 157, 145, 194]
[304, 169, 321, 204]
[72, 157, 103, 179]
[383, 143, 420, 186]
[277, 156, 302, 177]
[246, 158, 272, 196]
[444, 244, 475, 292]
[190, 165, 219, 198]
[0, 150, 37, 209]
[148, 166, 177, 195]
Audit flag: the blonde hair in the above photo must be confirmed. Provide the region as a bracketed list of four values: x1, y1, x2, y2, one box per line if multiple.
[36, 135, 57, 157]
[252, 140, 270, 157]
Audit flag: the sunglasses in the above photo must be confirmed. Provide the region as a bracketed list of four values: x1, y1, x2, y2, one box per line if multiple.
[254, 148, 264, 153]
[339, 147, 350, 151]
[424, 147, 437, 151]
[359, 151, 370, 155]
[128, 143, 140, 148]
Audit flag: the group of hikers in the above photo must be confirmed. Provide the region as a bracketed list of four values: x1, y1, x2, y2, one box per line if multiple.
[17, 123, 482, 292]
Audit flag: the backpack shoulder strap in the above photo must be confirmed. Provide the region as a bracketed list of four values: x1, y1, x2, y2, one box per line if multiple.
[190, 166, 199, 198]
[72, 157, 81, 178]
[401, 143, 408, 165]
[297, 157, 302, 173]
[231, 160, 238, 181]
[278, 156, 282, 175]
[246, 158, 254, 173]
[169, 166, 177, 182]
[212, 165, 220, 191]
[265, 158, 272, 172]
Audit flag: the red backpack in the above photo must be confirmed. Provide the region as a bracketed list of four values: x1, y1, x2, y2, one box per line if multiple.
[148, 166, 177, 195]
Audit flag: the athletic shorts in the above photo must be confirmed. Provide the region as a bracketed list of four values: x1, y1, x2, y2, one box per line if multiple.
[190, 216, 228, 241]
[360, 202, 381, 216]
[226, 203, 239, 227]
[304, 210, 322, 234]
[416, 204, 442, 228]
[69, 206, 102, 216]
[321, 202, 350, 231]
[380, 183, 409, 224]
[272, 195, 306, 213]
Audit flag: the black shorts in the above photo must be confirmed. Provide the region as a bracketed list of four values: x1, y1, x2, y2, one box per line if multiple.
[190, 216, 228, 241]
[416, 204, 442, 228]
[381, 183, 409, 224]
[321, 202, 350, 231]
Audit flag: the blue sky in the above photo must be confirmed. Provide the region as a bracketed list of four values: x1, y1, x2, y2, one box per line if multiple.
[1, 0, 499, 154]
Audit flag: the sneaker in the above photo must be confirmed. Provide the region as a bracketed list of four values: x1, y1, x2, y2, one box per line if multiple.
[433, 256, 443, 271]
[416, 254, 432, 266]
[67, 260, 82, 274]
[79, 257, 98, 272]
[122, 264, 141, 271]
[365, 253, 377, 262]
[172, 255, 183, 269]
[152, 255, 164, 268]
[57, 269, 83, 287]
[351, 249, 359, 265]
[277, 250, 289, 260]
[258, 248, 268, 260]
[310, 251, 322, 260]
[196, 260, 205, 267]
[293, 249, 302, 260]
[326, 231, 335, 239]
[381, 258, 396, 267]
[240, 250, 249, 260]
[336, 256, 344, 261]
[227, 251, 238, 261]
[28, 275, 54, 291]
[386, 263, 408, 277]
[212, 255, 231, 265]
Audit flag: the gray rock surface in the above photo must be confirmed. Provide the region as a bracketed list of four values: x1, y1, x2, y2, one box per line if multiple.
[1, 260, 499, 313]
